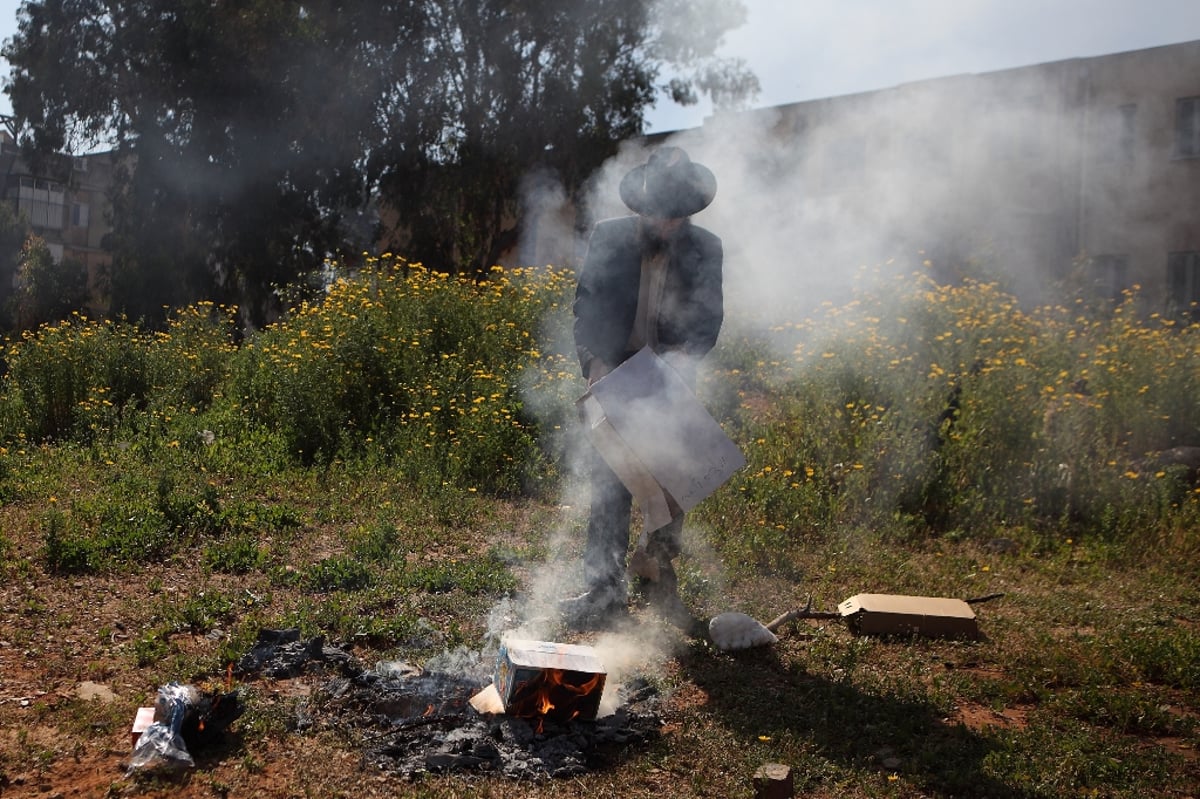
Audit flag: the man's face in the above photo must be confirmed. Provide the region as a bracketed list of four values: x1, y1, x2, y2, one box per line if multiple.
[648, 217, 683, 236]
[643, 217, 684, 249]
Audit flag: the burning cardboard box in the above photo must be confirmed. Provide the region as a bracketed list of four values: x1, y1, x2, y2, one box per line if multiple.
[577, 347, 745, 531]
[837, 593, 979, 639]
[494, 639, 606, 723]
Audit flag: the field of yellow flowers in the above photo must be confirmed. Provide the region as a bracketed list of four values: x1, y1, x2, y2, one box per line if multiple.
[0, 258, 1196, 798]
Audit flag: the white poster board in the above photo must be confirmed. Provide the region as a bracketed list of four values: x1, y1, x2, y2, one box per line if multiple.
[577, 348, 746, 531]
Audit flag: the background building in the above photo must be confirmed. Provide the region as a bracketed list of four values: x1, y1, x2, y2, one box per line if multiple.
[0, 130, 116, 315]
[643, 39, 1200, 318]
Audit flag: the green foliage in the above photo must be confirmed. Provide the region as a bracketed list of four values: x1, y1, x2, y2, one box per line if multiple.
[3, 314, 148, 441]
[0, 259, 576, 530]
[1, 251, 1198, 798]
[0, 201, 30, 314]
[145, 302, 240, 411]
[6, 0, 752, 319]
[40, 504, 98, 573]
[132, 634, 171, 668]
[349, 521, 402, 564]
[227, 261, 575, 492]
[11, 236, 88, 331]
[0, 303, 236, 448]
[398, 554, 517, 595]
[203, 534, 268, 575]
[169, 589, 238, 634]
[701, 273, 1200, 566]
[1118, 620, 1200, 690]
[286, 594, 419, 646]
[6, 257, 1198, 585]
[34, 451, 303, 574]
[299, 556, 374, 593]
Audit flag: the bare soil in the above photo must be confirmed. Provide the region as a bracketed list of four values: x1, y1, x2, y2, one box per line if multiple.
[2, 513, 1197, 798]
[0, 513, 706, 798]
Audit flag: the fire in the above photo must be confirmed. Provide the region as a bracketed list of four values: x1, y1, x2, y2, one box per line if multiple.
[495, 639, 607, 728]
[509, 668, 604, 725]
[536, 686, 554, 716]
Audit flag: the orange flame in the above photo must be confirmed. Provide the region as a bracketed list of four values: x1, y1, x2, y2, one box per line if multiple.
[510, 668, 604, 725]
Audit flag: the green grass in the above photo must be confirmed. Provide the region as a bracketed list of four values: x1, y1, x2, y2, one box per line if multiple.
[0, 262, 1197, 796]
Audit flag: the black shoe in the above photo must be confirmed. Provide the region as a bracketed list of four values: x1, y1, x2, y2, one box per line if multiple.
[640, 562, 701, 634]
[558, 586, 628, 631]
[652, 590, 700, 632]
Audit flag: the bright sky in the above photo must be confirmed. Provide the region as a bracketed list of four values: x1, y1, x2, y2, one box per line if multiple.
[2, 0, 1199, 132]
[646, 0, 1200, 132]
[1, 0, 19, 121]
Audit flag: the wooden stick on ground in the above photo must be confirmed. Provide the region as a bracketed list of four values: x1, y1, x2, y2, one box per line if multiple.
[764, 597, 841, 632]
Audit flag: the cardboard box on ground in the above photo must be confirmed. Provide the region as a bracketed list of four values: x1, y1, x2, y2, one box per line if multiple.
[838, 594, 980, 638]
[577, 347, 746, 532]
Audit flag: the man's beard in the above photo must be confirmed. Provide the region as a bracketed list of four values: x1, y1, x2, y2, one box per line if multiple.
[641, 223, 677, 256]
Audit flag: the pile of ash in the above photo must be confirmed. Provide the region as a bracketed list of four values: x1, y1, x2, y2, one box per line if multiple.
[235, 630, 665, 780]
[234, 628, 362, 679]
[316, 663, 663, 780]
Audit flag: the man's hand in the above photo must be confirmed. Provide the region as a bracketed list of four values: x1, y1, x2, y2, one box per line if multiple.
[587, 360, 611, 386]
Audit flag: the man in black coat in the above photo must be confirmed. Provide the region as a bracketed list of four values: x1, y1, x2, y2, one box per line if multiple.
[564, 146, 724, 630]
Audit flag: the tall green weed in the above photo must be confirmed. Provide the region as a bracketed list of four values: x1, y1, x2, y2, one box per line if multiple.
[1, 256, 1194, 558]
[226, 259, 575, 493]
[702, 271, 1200, 562]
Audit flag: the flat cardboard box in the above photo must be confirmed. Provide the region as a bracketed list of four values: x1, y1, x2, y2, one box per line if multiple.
[577, 347, 745, 531]
[494, 638, 606, 722]
[838, 593, 979, 638]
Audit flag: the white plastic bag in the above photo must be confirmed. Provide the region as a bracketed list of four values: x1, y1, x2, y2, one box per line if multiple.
[128, 682, 198, 773]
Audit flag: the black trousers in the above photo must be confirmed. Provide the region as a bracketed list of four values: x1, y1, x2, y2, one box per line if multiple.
[582, 445, 683, 593]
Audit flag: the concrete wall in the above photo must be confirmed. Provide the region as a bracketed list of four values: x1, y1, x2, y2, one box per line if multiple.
[1078, 40, 1200, 304]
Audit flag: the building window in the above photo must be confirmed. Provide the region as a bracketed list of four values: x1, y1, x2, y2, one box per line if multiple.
[1090, 254, 1129, 300]
[1167, 251, 1200, 315]
[1175, 97, 1200, 158]
[16, 178, 65, 230]
[71, 202, 90, 228]
[1097, 104, 1136, 163]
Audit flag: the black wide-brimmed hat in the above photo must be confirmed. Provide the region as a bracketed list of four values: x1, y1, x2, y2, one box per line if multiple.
[619, 146, 717, 219]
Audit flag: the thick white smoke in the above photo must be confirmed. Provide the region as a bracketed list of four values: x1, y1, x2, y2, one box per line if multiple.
[500, 17, 1108, 690]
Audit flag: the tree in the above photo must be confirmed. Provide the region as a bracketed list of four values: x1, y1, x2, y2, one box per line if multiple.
[652, 0, 759, 109]
[367, 0, 653, 272]
[3, 1, 754, 323]
[0, 200, 30, 327]
[368, 0, 759, 274]
[10, 234, 88, 330]
[6, 0, 429, 326]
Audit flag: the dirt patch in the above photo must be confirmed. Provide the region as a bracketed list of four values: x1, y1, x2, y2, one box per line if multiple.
[951, 700, 1031, 732]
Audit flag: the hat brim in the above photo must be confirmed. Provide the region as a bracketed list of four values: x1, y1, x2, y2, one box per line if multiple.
[619, 160, 717, 218]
